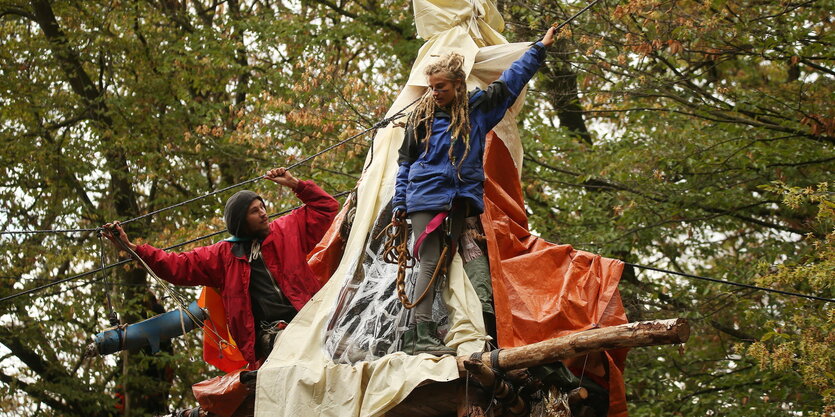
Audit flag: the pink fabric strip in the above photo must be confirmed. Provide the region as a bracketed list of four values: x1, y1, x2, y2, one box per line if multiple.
[413, 211, 448, 261]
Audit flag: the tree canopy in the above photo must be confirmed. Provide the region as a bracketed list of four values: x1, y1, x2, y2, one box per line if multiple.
[0, 0, 832, 416]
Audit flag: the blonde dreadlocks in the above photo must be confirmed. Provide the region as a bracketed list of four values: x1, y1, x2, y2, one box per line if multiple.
[407, 52, 471, 170]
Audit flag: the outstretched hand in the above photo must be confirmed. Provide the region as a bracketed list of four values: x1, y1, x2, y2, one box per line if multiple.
[101, 221, 137, 252]
[542, 26, 556, 47]
[264, 167, 300, 190]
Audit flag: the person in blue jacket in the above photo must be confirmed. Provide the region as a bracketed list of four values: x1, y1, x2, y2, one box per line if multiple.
[392, 27, 556, 356]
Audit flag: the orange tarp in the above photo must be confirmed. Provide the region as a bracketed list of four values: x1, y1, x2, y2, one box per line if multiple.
[307, 201, 350, 285]
[192, 369, 250, 417]
[198, 287, 248, 373]
[481, 131, 629, 417]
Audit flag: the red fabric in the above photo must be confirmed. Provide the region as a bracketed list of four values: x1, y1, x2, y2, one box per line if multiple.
[481, 132, 629, 417]
[413, 211, 448, 260]
[192, 369, 250, 417]
[135, 180, 339, 366]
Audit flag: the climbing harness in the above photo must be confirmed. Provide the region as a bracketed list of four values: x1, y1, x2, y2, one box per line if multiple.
[412, 211, 449, 262]
[377, 211, 452, 309]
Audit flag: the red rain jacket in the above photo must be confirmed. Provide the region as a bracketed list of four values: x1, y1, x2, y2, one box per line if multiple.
[135, 180, 339, 366]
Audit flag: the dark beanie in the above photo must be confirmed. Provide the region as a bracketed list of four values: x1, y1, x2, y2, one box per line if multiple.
[224, 190, 264, 237]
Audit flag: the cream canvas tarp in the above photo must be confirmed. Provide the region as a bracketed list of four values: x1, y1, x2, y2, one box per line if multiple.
[255, 1, 534, 415]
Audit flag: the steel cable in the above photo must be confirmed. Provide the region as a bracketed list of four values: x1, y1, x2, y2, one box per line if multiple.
[0, 191, 350, 303]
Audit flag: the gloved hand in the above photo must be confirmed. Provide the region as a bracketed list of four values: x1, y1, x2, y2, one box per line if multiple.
[391, 207, 406, 224]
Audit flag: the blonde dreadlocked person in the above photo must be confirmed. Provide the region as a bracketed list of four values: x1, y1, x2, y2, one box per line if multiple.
[392, 28, 556, 356]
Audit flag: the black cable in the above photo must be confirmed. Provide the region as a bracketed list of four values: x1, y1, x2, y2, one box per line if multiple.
[534, 0, 603, 43]
[118, 98, 418, 228]
[17, 237, 827, 304]
[0, 228, 99, 235]
[39, 276, 107, 299]
[0, 190, 350, 303]
[627, 262, 834, 303]
[2, 189, 832, 306]
[555, 0, 602, 32]
[0, 98, 416, 236]
[0, 258, 133, 304]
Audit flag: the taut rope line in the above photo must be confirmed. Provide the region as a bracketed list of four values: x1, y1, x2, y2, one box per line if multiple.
[118, 97, 420, 228]
[0, 97, 419, 235]
[0, 190, 351, 303]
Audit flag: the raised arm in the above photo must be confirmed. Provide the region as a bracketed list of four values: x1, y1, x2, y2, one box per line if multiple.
[267, 169, 339, 254]
[472, 27, 556, 127]
[102, 222, 224, 288]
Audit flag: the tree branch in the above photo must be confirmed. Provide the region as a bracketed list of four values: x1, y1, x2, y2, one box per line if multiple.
[0, 371, 74, 414]
[524, 154, 811, 236]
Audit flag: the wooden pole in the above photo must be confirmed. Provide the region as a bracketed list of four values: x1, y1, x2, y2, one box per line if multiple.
[462, 359, 527, 415]
[241, 319, 690, 417]
[567, 387, 588, 407]
[458, 318, 690, 373]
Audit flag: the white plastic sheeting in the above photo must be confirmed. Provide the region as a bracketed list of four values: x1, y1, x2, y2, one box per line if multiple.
[323, 202, 455, 365]
[255, 0, 533, 415]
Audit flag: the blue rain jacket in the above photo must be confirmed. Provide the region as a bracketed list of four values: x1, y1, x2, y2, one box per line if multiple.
[393, 42, 547, 214]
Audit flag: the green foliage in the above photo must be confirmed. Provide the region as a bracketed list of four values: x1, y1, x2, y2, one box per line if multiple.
[745, 183, 835, 415]
[0, 0, 832, 416]
[0, 0, 418, 415]
[508, 0, 834, 415]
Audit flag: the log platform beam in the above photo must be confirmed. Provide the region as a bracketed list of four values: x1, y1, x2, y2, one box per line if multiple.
[458, 318, 690, 374]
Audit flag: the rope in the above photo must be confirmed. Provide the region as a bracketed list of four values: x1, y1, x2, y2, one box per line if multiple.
[0, 97, 417, 236]
[0, 190, 350, 303]
[107, 232, 240, 355]
[376, 216, 449, 309]
[626, 262, 834, 303]
[118, 97, 419, 228]
[554, 0, 602, 32]
[0, 228, 99, 235]
[577, 353, 589, 388]
[533, 0, 603, 43]
[98, 233, 119, 326]
[111, 236, 209, 337]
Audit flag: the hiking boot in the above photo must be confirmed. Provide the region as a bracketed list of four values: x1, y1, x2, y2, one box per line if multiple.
[413, 322, 456, 356]
[400, 324, 416, 355]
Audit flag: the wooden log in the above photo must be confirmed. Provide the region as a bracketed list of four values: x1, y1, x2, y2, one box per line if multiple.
[567, 387, 588, 407]
[237, 319, 689, 417]
[459, 318, 689, 373]
[462, 359, 496, 388]
[462, 359, 527, 415]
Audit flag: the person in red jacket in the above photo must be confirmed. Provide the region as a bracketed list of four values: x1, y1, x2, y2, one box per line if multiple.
[103, 167, 339, 368]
